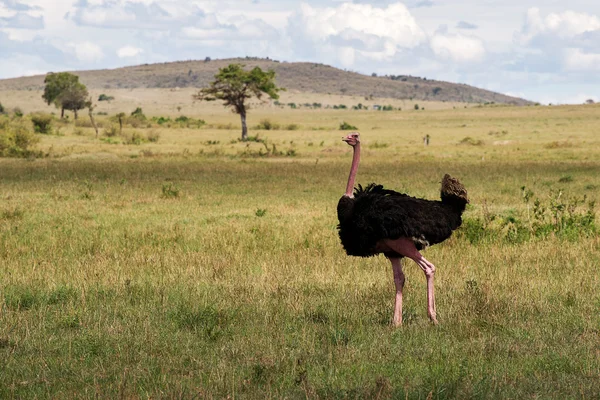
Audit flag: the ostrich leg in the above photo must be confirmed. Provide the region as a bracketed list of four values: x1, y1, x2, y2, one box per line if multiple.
[384, 238, 438, 324]
[388, 257, 405, 326]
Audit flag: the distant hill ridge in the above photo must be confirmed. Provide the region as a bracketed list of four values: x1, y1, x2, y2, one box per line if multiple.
[0, 57, 532, 105]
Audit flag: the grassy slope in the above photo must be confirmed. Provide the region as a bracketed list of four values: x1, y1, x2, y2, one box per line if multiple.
[1, 103, 599, 398]
[0, 58, 532, 105]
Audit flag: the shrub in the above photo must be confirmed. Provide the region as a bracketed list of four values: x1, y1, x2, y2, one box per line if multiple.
[130, 107, 146, 119]
[154, 116, 171, 125]
[123, 130, 144, 145]
[147, 130, 160, 143]
[13, 107, 23, 118]
[459, 137, 484, 146]
[256, 119, 280, 130]
[103, 124, 119, 137]
[0, 117, 40, 157]
[339, 121, 358, 130]
[98, 94, 114, 102]
[162, 182, 180, 198]
[175, 116, 205, 128]
[74, 119, 94, 128]
[414, 104, 420, 110]
[30, 113, 53, 134]
[285, 124, 299, 130]
[0, 102, 5, 114]
[458, 187, 596, 244]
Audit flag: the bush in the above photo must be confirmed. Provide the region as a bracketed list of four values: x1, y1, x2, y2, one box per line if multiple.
[147, 130, 160, 143]
[130, 107, 146, 120]
[103, 124, 119, 137]
[256, 119, 280, 130]
[13, 107, 23, 118]
[123, 130, 144, 145]
[458, 187, 596, 245]
[339, 121, 358, 130]
[74, 119, 94, 128]
[459, 137, 484, 146]
[30, 113, 53, 134]
[0, 117, 40, 157]
[98, 94, 114, 102]
[0, 102, 5, 114]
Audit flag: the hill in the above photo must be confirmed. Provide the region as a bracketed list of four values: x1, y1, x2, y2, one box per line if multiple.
[0, 57, 532, 105]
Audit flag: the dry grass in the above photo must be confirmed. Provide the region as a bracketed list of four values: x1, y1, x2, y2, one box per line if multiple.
[1, 98, 599, 398]
[0, 58, 531, 105]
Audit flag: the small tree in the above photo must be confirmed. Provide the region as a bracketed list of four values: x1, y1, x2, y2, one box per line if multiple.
[59, 82, 89, 120]
[42, 72, 88, 119]
[194, 64, 282, 141]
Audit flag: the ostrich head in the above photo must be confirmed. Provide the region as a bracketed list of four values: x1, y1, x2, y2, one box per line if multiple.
[342, 132, 360, 146]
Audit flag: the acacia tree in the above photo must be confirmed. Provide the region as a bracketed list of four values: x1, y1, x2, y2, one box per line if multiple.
[42, 72, 89, 119]
[194, 64, 282, 141]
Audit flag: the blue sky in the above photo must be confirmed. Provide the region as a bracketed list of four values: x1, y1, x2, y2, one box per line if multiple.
[1, 0, 599, 104]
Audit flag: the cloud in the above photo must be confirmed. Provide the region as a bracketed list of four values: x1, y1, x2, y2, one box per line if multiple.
[0, 30, 65, 64]
[517, 8, 600, 46]
[563, 48, 600, 71]
[68, 41, 104, 63]
[456, 21, 478, 30]
[286, 2, 426, 65]
[0, 12, 43, 29]
[1, 0, 37, 11]
[117, 45, 143, 58]
[70, 0, 205, 30]
[430, 33, 485, 63]
[182, 17, 277, 41]
[514, 8, 600, 74]
[414, 0, 434, 8]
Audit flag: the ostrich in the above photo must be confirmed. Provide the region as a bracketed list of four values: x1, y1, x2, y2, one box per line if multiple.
[337, 132, 468, 325]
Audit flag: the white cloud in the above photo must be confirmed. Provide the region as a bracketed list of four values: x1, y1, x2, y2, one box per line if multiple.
[182, 18, 276, 41]
[430, 33, 485, 63]
[117, 45, 143, 58]
[563, 48, 600, 71]
[68, 41, 104, 63]
[0, 12, 43, 29]
[286, 2, 426, 66]
[518, 8, 600, 45]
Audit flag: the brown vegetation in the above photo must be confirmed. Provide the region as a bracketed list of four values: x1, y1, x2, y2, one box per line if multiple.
[0, 58, 532, 105]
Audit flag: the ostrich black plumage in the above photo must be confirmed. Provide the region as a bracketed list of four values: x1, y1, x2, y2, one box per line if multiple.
[337, 132, 468, 325]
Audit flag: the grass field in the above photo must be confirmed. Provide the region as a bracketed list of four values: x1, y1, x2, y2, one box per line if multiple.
[1, 100, 600, 398]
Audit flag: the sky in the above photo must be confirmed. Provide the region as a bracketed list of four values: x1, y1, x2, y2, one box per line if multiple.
[1, 0, 600, 104]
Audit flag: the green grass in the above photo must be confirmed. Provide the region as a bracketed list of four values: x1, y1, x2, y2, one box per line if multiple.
[1, 104, 600, 398]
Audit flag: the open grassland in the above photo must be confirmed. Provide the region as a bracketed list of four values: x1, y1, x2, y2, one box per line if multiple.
[0, 88, 471, 116]
[1, 102, 600, 398]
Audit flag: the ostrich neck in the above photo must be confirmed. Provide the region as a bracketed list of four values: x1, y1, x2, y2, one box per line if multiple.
[345, 143, 361, 197]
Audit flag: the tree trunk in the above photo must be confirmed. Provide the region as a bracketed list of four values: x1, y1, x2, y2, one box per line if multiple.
[118, 116, 123, 135]
[240, 110, 248, 141]
[88, 107, 98, 138]
[74, 109, 78, 120]
[61, 108, 64, 119]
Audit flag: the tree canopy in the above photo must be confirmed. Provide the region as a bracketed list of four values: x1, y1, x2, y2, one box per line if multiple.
[194, 64, 282, 141]
[42, 72, 89, 119]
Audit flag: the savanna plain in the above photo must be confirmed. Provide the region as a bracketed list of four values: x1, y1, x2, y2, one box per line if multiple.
[1, 93, 600, 399]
